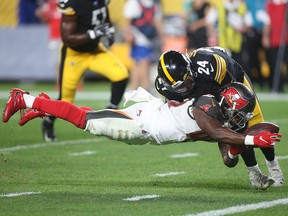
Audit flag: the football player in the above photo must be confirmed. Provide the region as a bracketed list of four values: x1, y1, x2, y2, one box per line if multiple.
[42, 0, 129, 142]
[2, 83, 282, 189]
[155, 46, 284, 187]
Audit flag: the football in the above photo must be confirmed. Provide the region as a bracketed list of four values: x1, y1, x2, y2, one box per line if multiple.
[244, 122, 279, 135]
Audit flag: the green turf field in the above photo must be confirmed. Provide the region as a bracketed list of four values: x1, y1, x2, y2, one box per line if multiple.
[0, 82, 287, 216]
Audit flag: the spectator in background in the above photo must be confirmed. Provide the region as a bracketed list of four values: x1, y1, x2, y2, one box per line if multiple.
[263, 0, 288, 93]
[36, 0, 61, 83]
[19, 0, 42, 24]
[40, 0, 129, 142]
[206, 0, 247, 66]
[183, 0, 210, 52]
[244, 0, 270, 88]
[123, 0, 163, 92]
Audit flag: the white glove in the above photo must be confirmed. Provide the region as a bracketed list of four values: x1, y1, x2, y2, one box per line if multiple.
[87, 23, 115, 40]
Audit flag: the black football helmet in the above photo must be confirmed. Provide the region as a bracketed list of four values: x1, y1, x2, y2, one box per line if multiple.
[157, 50, 197, 98]
[219, 82, 256, 131]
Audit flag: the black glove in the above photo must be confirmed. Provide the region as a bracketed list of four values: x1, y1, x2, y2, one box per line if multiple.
[107, 33, 115, 46]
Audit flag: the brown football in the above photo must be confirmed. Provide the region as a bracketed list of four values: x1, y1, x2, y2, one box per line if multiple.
[244, 122, 279, 135]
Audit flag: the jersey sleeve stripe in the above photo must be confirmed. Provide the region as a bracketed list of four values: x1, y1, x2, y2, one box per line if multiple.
[58, 7, 75, 15]
[213, 54, 227, 84]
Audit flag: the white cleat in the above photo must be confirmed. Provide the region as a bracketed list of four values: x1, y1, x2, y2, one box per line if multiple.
[266, 159, 284, 187]
[248, 165, 274, 190]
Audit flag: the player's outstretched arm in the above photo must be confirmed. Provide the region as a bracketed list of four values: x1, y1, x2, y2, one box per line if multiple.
[193, 108, 281, 147]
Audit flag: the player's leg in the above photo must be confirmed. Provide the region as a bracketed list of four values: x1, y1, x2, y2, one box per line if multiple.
[2, 88, 86, 129]
[89, 43, 129, 109]
[218, 143, 239, 168]
[42, 47, 87, 142]
[129, 45, 153, 91]
[85, 107, 148, 144]
[243, 75, 283, 186]
[19, 93, 50, 126]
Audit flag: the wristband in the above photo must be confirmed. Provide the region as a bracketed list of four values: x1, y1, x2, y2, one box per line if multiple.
[87, 30, 96, 39]
[244, 135, 254, 146]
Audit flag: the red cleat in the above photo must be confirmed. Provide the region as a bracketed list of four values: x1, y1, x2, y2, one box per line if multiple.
[19, 92, 50, 126]
[2, 88, 29, 123]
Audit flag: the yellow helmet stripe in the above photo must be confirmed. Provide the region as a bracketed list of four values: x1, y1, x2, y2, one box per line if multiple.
[160, 54, 176, 84]
[58, 7, 76, 15]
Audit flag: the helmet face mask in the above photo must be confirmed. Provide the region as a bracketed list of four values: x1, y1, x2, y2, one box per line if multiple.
[158, 50, 196, 97]
[161, 71, 195, 95]
[220, 82, 256, 131]
[223, 106, 254, 131]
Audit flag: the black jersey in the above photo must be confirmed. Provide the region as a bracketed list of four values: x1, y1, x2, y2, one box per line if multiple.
[155, 46, 245, 101]
[58, 0, 111, 52]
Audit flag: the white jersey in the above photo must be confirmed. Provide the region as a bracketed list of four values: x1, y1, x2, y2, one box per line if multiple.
[122, 99, 202, 144]
[85, 88, 202, 145]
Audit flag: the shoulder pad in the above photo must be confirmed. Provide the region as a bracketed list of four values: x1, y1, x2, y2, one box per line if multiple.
[194, 95, 224, 122]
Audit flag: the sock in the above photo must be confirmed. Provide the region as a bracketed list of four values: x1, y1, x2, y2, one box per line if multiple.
[23, 94, 36, 108]
[241, 149, 257, 167]
[33, 98, 87, 129]
[110, 78, 128, 106]
[260, 147, 275, 162]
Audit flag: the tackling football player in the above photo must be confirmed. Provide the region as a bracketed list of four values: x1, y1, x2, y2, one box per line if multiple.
[155, 46, 284, 188]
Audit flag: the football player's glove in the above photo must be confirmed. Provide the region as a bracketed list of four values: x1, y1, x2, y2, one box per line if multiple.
[244, 131, 282, 148]
[87, 23, 115, 40]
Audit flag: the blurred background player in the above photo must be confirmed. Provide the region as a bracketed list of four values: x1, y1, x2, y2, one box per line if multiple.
[36, 0, 61, 84]
[263, 0, 288, 93]
[123, 0, 163, 92]
[41, 0, 129, 142]
[244, 0, 270, 89]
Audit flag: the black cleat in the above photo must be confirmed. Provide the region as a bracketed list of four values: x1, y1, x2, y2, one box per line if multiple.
[41, 119, 57, 142]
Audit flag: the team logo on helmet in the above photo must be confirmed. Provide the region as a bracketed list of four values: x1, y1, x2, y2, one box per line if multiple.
[222, 88, 248, 110]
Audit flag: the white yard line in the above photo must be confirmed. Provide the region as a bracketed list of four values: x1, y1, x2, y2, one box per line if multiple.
[153, 171, 185, 177]
[269, 118, 288, 124]
[123, 194, 160, 201]
[276, 155, 288, 160]
[0, 191, 41, 197]
[69, 150, 96, 156]
[170, 152, 198, 158]
[182, 198, 288, 216]
[0, 138, 99, 153]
